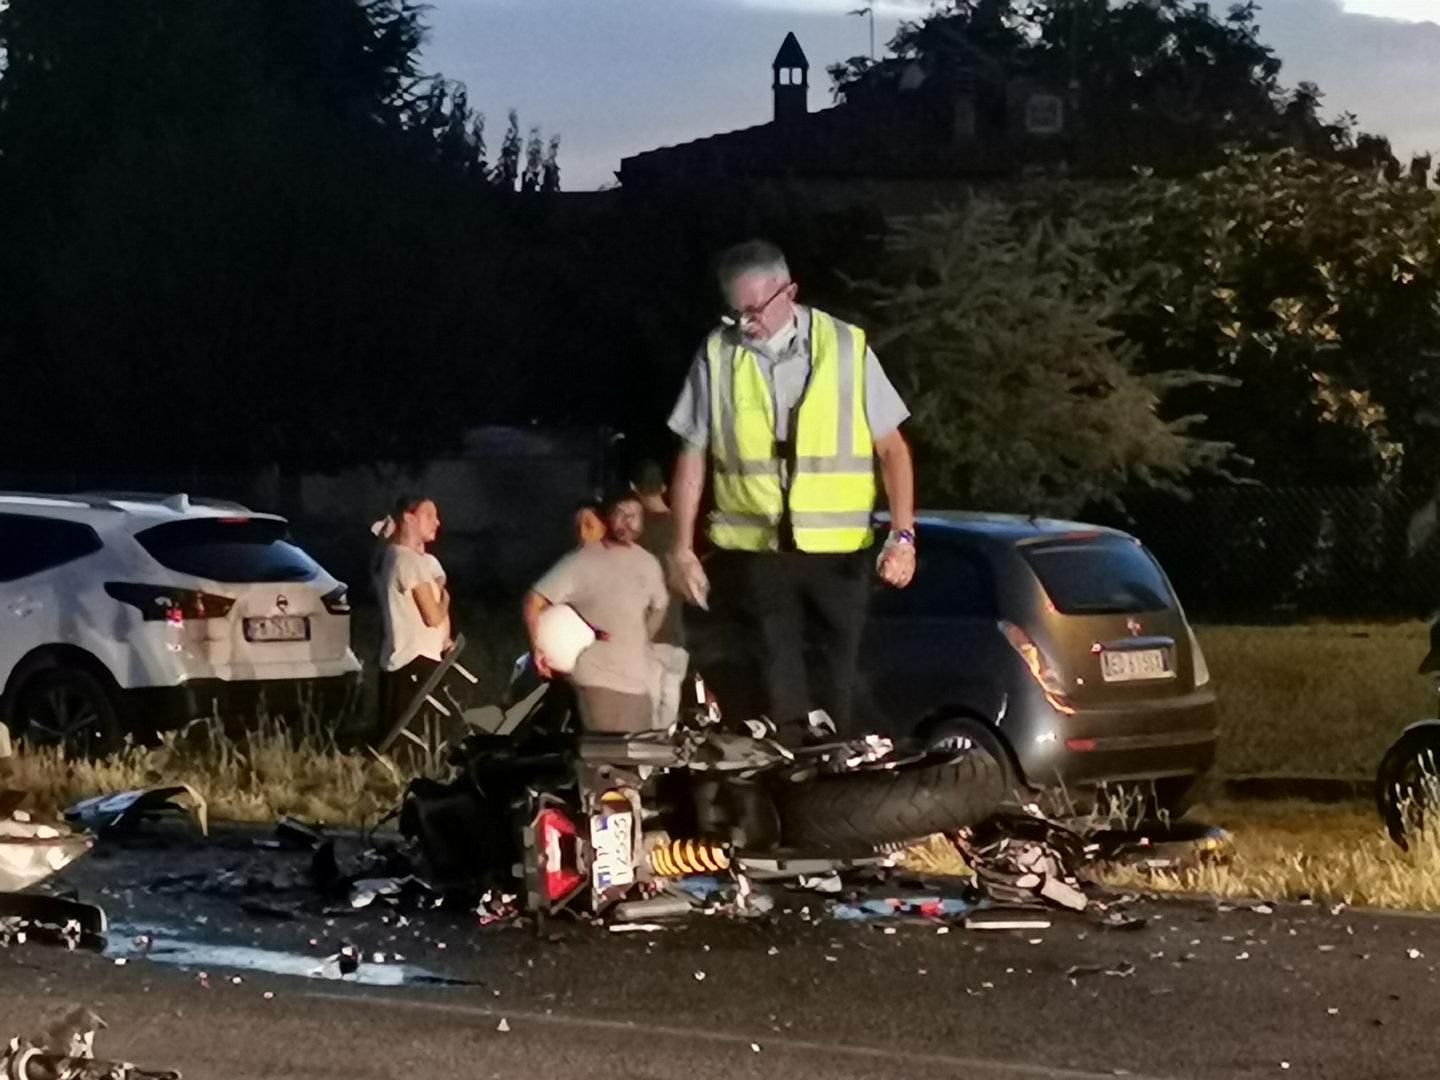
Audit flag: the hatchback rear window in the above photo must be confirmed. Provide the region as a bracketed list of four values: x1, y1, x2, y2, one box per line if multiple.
[136, 519, 320, 583]
[1021, 539, 1172, 615]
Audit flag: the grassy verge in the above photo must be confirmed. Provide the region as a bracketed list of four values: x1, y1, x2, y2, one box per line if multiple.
[1, 722, 428, 829]
[906, 799, 1440, 912]
[1101, 798, 1440, 911]
[1199, 622, 1431, 779]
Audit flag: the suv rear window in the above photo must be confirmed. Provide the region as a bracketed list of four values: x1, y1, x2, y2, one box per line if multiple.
[136, 519, 320, 583]
[1021, 538, 1172, 615]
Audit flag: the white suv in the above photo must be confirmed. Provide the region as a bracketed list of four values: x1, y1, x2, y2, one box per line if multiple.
[0, 492, 362, 755]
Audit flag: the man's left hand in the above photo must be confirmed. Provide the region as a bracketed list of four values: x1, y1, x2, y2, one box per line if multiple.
[877, 536, 917, 589]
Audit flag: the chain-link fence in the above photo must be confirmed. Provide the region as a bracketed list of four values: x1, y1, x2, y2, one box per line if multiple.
[1088, 486, 1440, 622]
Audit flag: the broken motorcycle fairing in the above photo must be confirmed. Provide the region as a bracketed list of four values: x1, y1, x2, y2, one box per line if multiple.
[400, 656, 1007, 918]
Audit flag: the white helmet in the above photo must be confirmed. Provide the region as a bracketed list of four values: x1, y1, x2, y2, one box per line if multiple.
[535, 603, 597, 674]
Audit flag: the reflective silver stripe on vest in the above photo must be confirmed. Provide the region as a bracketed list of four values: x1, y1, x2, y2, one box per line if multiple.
[707, 332, 746, 470]
[711, 509, 873, 532]
[791, 510, 874, 529]
[829, 311, 859, 461]
[724, 456, 871, 477]
[710, 510, 778, 528]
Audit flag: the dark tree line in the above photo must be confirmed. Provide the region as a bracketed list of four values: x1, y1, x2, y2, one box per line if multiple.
[0, 0, 561, 475]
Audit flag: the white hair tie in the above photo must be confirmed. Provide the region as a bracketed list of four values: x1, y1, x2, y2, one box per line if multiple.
[370, 515, 397, 539]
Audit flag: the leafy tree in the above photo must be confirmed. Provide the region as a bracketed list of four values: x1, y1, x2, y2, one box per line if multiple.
[0, 0, 556, 474]
[494, 109, 523, 191]
[541, 135, 562, 193]
[849, 199, 1232, 514]
[1074, 149, 1440, 487]
[828, 0, 1394, 175]
[522, 126, 545, 193]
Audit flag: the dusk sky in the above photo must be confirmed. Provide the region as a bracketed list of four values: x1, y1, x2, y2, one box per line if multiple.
[421, 0, 1440, 190]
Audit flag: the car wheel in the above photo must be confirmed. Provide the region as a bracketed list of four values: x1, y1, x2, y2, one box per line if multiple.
[14, 668, 125, 759]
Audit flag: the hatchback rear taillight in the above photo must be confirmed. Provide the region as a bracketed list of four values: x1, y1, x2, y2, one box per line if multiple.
[104, 582, 235, 623]
[1187, 625, 1210, 687]
[999, 620, 1074, 714]
[322, 585, 351, 616]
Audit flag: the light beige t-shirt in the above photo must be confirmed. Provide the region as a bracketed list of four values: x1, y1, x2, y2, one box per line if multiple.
[375, 545, 447, 672]
[533, 542, 668, 695]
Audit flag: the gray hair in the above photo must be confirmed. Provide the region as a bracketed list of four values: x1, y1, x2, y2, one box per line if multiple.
[715, 240, 790, 296]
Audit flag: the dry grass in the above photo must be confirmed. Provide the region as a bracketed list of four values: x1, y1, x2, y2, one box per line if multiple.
[1100, 798, 1440, 911]
[1, 720, 428, 829]
[1199, 622, 1432, 779]
[905, 799, 1440, 912]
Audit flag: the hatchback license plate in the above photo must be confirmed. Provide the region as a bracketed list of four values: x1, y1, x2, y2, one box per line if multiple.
[1100, 648, 1170, 682]
[244, 615, 309, 643]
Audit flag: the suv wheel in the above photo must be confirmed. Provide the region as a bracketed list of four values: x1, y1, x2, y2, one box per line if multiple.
[14, 668, 125, 759]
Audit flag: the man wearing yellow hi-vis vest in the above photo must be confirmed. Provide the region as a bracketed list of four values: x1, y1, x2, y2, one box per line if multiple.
[666, 240, 917, 745]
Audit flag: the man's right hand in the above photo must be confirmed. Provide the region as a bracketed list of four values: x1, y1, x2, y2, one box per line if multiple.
[666, 548, 710, 610]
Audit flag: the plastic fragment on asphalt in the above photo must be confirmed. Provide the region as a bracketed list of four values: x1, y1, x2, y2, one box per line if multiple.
[1065, 962, 1135, 983]
[263, 992, 274, 1001]
[767, 946, 779, 956]
[610, 923, 668, 934]
[751, 1043, 762, 1053]
[964, 912, 1051, 931]
[65, 784, 208, 837]
[1039, 876, 1087, 911]
[1408, 948, 1424, 960]
[694, 971, 706, 981]
[497, 1019, 510, 1033]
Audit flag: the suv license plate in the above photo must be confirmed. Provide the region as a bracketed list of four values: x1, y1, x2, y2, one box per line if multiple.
[1100, 648, 1171, 682]
[244, 616, 309, 643]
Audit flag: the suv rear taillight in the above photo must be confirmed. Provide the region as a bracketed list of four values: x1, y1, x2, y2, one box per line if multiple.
[104, 582, 236, 624]
[999, 620, 1074, 714]
[322, 585, 351, 616]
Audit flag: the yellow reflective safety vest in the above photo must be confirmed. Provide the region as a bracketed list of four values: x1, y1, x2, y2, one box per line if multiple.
[706, 308, 876, 553]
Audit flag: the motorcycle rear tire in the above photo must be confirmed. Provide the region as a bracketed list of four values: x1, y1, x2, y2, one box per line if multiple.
[774, 747, 1006, 855]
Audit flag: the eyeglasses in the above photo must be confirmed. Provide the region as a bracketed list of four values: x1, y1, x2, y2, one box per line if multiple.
[721, 280, 793, 328]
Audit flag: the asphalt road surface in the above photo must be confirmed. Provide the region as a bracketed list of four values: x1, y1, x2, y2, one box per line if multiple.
[2, 826, 1438, 1079]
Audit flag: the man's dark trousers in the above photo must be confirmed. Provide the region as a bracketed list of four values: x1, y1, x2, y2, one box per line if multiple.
[725, 548, 871, 741]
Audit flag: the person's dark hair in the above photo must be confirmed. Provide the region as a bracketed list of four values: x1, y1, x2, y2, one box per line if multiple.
[370, 494, 431, 575]
[388, 494, 430, 522]
[630, 459, 666, 497]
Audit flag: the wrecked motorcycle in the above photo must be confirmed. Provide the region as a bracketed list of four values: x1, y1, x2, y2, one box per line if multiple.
[400, 657, 1007, 919]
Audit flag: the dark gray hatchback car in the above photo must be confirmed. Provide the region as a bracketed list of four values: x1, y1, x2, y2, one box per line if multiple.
[690, 512, 1217, 814]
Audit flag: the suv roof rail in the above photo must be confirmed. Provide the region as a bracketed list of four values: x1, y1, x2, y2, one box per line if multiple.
[0, 490, 127, 512]
[78, 491, 254, 514]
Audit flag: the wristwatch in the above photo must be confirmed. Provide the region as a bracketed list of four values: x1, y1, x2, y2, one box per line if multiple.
[890, 528, 916, 546]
